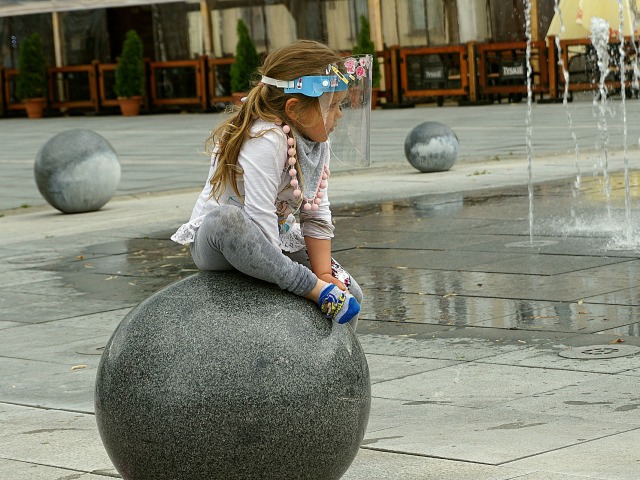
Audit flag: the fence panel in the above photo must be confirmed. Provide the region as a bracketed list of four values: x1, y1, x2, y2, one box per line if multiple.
[48, 63, 99, 111]
[476, 41, 549, 102]
[555, 37, 639, 98]
[207, 57, 234, 107]
[149, 57, 207, 111]
[399, 45, 469, 105]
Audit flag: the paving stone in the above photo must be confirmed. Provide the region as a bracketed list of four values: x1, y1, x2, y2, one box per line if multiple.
[506, 428, 640, 479]
[343, 449, 531, 480]
[365, 353, 461, 384]
[0, 290, 131, 323]
[359, 334, 522, 362]
[473, 301, 640, 333]
[476, 341, 640, 374]
[0, 458, 118, 480]
[364, 397, 633, 465]
[0, 403, 113, 473]
[371, 362, 604, 408]
[0, 357, 96, 412]
[500, 374, 640, 425]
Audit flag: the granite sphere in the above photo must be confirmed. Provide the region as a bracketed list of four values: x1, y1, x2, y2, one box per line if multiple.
[95, 271, 371, 480]
[404, 121, 459, 172]
[34, 129, 120, 213]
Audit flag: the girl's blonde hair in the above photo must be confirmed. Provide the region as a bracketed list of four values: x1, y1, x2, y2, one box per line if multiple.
[208, 40, 343, 201]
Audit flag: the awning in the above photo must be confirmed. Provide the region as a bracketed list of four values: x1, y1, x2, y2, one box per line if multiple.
[0, 0, 184, 17]
[0, 0, 286, 18]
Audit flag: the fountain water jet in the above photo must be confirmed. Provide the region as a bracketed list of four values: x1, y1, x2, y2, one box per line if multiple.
[526, 0, 640, 250]
[553, 0, 583, 225]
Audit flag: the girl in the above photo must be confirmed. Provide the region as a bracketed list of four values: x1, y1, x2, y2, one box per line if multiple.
[171, 40, 370, 327]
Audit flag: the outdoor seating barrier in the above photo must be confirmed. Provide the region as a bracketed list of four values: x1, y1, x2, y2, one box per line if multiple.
[3, 68, 23, 113]
[97, 63, 119, 110]
[0, 66, 5, 116]
[48, 63, 100, 112]
[207, 57, 234, 107]
[551, 36, 639, 100]
[3, 38, 640, 117]
[475, 40, 550, 103]
[149, 57, 208, 112]
[399, 45, 469, 106]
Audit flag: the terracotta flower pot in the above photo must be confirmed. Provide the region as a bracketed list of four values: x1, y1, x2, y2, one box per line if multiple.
[23, 98, 46, 119]
[118, 96, 142, 116]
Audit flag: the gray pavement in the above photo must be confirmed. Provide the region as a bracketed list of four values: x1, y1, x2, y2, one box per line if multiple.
[3, 96, 640, 479]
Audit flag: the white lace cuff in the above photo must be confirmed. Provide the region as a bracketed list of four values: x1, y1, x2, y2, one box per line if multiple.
[279, 223, 306, 252]
[170, 217, 204, 245]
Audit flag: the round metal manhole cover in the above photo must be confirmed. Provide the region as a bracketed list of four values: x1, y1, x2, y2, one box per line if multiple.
[505, 240, 559, 248]
[559, 344, 640, 359]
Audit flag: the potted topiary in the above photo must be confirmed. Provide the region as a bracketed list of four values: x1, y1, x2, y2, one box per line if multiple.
[352, 15, 381, 108]
[114, 29, 145, 116]
[229, 19, 260, 105]
[16, 32, 47, 119]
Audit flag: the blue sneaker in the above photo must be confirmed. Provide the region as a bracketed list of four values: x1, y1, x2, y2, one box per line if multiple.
[318, 284, 360, 324]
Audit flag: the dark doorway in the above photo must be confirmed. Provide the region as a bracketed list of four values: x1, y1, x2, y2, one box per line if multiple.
[107, 6, 154, 62]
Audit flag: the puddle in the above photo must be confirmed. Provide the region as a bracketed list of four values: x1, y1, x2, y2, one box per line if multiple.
[37, 231, 196, 303]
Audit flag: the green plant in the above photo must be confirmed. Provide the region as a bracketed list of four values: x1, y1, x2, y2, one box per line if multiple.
[15, 33, 47, 101]
[230, 19, 260, 93]
[352, 15, 381, 88]
[114, 30, 144, 98]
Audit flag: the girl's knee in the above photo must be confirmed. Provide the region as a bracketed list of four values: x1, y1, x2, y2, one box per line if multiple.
[349, 280, 363, 305]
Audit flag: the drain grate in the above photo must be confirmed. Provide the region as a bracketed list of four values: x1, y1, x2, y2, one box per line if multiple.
[559, 344, 640, 360]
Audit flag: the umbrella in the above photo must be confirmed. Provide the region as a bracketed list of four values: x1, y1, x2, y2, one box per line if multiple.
[546, 0, 640, 39]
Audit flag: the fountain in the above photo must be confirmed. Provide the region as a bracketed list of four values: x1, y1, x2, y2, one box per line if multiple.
[527, 0, 640, 249]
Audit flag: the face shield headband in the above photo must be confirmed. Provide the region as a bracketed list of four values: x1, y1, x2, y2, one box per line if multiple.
[260, 74, 348, 97]
[262, 56, 373, 167]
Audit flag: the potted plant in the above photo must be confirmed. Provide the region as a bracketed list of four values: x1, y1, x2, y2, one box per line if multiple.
[15, 32, 47, 119]
[114, 29, 145, 116]
[230, 19, 260, 105]
[352, 15, 381, 108]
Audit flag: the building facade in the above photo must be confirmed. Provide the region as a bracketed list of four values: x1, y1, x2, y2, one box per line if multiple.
[0, 0, 557, 70]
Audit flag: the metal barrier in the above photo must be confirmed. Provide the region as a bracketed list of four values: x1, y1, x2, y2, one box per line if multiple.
[475, 41, 549, 102]
[399, 45, 469, 105]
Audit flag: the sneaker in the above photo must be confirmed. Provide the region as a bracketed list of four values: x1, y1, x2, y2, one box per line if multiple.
[318, 284, 360, 324]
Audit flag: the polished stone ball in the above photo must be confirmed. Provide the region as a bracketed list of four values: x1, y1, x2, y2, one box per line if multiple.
[404, 121, 459, 172]
[95, 271, 371, 480]
[34, 129, 120, 213]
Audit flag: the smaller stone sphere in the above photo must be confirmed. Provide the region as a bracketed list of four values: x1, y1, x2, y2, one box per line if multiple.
[34, 129, 120, 213]
[404, 121, 459, 173]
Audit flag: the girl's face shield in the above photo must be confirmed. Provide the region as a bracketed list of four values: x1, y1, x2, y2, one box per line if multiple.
[320, 55, 373, 167]
[261, 55, 373, 167]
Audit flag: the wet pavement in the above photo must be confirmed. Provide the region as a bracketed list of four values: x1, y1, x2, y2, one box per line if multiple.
[3, 101, 640, 478]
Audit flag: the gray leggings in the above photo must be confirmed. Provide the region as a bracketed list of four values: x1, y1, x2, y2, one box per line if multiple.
[191, 206, 363, 306]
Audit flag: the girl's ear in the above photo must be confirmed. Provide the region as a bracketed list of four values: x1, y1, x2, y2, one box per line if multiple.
[285, 98, 299, 122]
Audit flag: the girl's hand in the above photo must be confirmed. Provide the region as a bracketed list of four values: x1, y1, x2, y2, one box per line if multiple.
[318, 273, 346, 291]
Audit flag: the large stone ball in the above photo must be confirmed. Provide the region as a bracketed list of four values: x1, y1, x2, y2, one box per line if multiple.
[34, 129, 120, 213]
[95, 271, 371, 480]
[404, 121, 459, 172]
